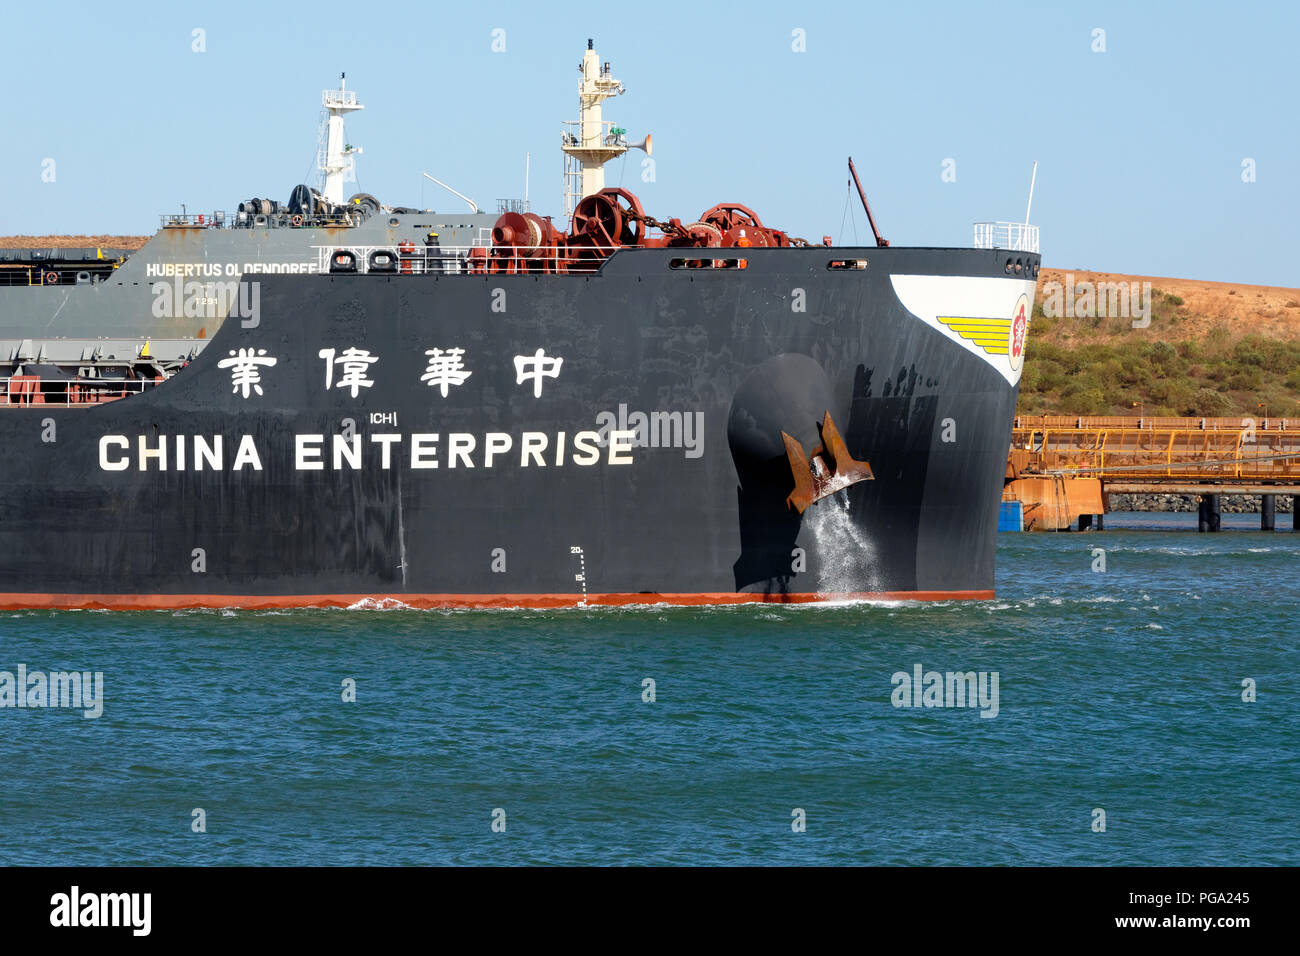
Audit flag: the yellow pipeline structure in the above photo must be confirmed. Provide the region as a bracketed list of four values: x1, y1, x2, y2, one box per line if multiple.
[1005, 416, 1300, 530]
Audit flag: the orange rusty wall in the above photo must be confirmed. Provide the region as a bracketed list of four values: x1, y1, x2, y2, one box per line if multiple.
[1003, 476, 1104, 531]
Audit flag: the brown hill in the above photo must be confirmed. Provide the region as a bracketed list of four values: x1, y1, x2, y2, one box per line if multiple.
[1023, 269, 1300, 418]
[1034, 268, 1300, 344]
[0, 235, 149, 250]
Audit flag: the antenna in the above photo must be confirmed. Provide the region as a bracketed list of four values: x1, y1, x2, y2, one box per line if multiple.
[422, 172, 478, 213]
[1024, 161, 1038, 225]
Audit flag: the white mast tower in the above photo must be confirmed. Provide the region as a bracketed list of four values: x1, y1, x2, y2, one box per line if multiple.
[318, 74, 364, 205]
[560, 40, 651, 219]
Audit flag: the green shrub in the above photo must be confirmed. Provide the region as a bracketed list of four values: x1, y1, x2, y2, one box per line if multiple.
[1233, 341, 1265, 366]
[1194, 388, 1232, 415]
[1228, 368, 1263, 391]
[1016, 326, 1293, 419]
[1259, 340, 1300, 373]
[1204, 363, 1230, 382]
[1074, 388, 1108, 414]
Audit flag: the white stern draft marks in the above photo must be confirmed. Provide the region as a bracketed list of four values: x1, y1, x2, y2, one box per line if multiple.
[570, 545, 588, 603]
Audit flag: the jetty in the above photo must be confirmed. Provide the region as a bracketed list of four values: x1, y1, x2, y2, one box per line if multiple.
[1003, 415, 1300, 531]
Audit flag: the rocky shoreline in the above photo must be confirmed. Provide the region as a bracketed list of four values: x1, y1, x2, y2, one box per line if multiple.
[1107, 492, 1294, 514]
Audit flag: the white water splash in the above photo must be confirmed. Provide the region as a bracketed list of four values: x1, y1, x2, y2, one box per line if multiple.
[346, 597, 413, 611]
[802, 493, 883, 596]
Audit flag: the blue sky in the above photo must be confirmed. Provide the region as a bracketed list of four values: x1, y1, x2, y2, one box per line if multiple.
[2, 0, 1295, 286]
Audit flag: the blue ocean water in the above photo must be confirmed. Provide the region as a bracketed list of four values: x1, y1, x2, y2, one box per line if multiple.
[1, 512, 1295, 866]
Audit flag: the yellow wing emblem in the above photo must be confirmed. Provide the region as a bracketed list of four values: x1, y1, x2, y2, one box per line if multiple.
[936, 316, 1011, 355]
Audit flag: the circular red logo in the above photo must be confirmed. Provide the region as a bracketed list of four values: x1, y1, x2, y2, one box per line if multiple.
[1009, 295, 1029, 371]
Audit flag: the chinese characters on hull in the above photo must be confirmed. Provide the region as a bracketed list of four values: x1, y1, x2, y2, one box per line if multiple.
[514, 349, 564, 398]
[318, 347, 378, 398]
[421, 348, 472, 397]
[221, 346, 564, 400]
[217, 348, 277, 398]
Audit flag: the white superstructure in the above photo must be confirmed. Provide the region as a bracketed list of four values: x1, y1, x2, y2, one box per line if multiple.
[318, 74, 364, 205]
[560, 40, 651, 218]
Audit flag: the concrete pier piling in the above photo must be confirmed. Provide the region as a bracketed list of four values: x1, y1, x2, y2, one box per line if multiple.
[1262, 493, 1275, 531]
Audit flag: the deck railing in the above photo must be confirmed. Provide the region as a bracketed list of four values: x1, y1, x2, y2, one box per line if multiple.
[1, 376, 162, 407]
[1015, 415, 1292, 431]
[974, 221, 1040, 253]
[1012, 421, 1300, 481]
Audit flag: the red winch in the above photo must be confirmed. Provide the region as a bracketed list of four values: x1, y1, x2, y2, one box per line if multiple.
[472, 187, 808, 275]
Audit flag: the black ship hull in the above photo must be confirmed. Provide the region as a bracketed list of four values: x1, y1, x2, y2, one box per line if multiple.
[0, 246, 1038, 608]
